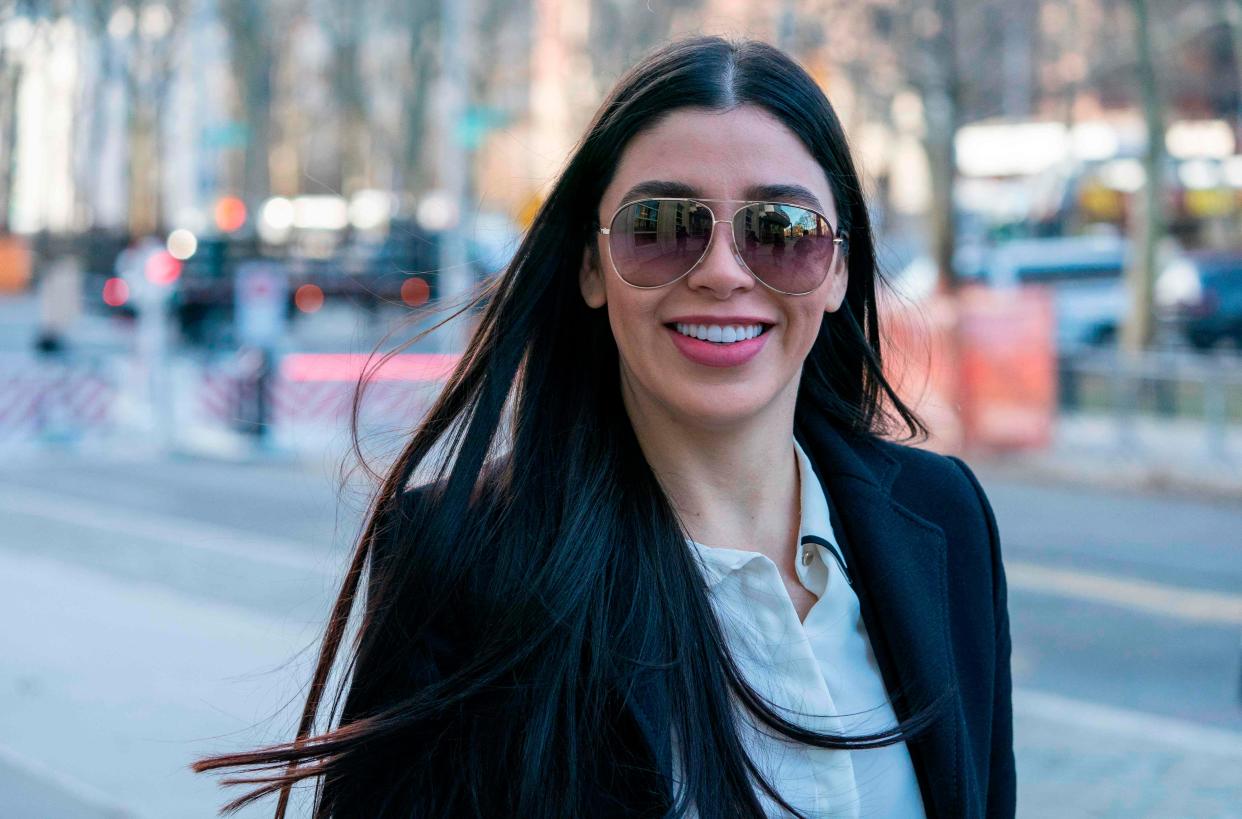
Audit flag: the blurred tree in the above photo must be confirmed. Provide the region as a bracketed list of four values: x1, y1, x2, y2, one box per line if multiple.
[321, 0, 369, 195]
[1123, 0, 1166, 351]
[308, 0, 527, 201]
[392, 0, 440, 196]
[0, 0, 58, 234]
[70, 0, 120, 231]
[587, 0, 702, 89]
[111, 0, 188, 237]
[219, 0, 276, 226]
[0, 2, 26, 234]
[1218, 0, 1242, 128]
[911, 0, 963, 292]
[831, 0, 972, 290]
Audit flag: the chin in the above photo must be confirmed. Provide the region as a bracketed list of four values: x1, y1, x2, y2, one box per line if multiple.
[664, 390, 775, 429]
[622, 361, 783, 425]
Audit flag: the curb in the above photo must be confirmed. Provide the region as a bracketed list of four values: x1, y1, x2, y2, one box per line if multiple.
[972, 452, 1242, 502]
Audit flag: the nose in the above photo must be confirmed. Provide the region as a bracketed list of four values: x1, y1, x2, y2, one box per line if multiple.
[683, 220, 754, 297]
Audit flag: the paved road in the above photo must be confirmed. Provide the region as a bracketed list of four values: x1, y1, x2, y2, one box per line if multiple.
[976, 469, 1242, 818]
[0, 450, 1238, 817]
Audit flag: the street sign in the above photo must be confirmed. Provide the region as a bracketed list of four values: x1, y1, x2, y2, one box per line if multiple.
[235, 261, 288, 348]
[456, 106, 510, 150]
[202, 121, 249, 150]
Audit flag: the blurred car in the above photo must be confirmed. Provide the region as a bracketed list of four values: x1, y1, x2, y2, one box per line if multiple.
[175, 234, 260, 347]
[1155, 250, 1242, 349]
[883, 244, 986, 305]
[976, 234, 1130, 349]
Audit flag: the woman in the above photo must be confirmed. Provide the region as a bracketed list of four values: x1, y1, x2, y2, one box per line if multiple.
[196, 36, 1014, 818]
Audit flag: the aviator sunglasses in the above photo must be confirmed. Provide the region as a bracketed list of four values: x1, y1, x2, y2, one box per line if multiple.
[598, 197, 847, 296]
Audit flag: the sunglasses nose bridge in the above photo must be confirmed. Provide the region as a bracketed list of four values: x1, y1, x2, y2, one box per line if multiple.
[708, 219, 740, 252]
[691, 217, 752, 284]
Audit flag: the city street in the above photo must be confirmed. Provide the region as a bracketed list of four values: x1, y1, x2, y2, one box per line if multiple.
[6, 0, 1242, 815]
[0, 449, 1238, 817]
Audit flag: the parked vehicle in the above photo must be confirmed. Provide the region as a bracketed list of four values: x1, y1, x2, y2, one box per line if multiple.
[883, 244, 986, 304]
[1155, 250, 1242, 349]
[976, 234, 1129, 349]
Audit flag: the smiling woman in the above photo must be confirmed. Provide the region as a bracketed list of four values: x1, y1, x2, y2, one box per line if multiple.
[194, 36, 1014, 819]
[583, 108, 850, 431]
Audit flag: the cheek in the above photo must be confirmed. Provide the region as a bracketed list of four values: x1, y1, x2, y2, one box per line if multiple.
[605, 291, 660, 353]
[783, 283, 838, 351]
[787, 306, 827, 352]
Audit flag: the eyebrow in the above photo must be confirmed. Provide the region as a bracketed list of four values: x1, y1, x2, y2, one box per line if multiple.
[616, 180, 826, 212]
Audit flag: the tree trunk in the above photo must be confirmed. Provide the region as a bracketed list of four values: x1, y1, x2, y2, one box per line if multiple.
[127, 102, 158, 236]
[1123, 0, 1164, 353]
[924, 0, 961, 292]
[1220, 0, 1242, 132]
[220, 0, 273, 220]
[400, 26, 437, 196]
[72, 4, 113, 230]
[0, 61, 23, 234]
[331, 15, 370, 196]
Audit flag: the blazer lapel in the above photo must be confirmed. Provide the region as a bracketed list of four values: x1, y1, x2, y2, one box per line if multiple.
[795, 415, 965, 819]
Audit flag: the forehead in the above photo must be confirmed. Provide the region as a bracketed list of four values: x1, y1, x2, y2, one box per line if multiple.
[603, 105, 836, 222]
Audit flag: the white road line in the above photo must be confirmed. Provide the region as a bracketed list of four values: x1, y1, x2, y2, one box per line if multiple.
[0, 484, 333, 575]
[3, 482, 1239, 627]
[1006, 560, 1242, 626]
[0, 740, 135, 818]
[1014, 687, 1242, 758]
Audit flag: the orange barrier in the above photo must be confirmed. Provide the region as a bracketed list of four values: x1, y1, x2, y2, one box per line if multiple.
[0, 234, 31, 293]
[881, 285, 1056, 453]
[957, 285, 1057, 450]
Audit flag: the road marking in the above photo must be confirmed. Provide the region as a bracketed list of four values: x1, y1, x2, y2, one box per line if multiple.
[1006, 560, 1242, 626]
[3, 482, 1239, 627]
[1015, 688, 1242, 758]
[0, 484, 334, 575]
[0, 739, 134, 818]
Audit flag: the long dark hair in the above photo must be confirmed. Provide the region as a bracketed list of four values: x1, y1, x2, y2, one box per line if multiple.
[195, 35, 936, 818]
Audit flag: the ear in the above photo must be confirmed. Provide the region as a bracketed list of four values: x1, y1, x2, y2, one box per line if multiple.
[824, 253, 849, 314]
[579, 243, 607, 309]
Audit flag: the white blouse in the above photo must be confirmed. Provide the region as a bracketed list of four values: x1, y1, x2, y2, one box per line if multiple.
[677, 438, 926, 818]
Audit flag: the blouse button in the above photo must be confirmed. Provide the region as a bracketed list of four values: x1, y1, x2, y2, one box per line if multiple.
[801, 547, 814, 566]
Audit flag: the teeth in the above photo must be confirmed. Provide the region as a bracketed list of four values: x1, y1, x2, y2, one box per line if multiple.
[673, 323, 766, 343]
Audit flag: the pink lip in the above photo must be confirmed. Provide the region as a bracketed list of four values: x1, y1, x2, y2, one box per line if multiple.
[666, 325, 771, 367]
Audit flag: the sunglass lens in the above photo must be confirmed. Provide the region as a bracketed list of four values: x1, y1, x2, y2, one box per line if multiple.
[733, 204, 836, 294]
[608, 200, 712, 287]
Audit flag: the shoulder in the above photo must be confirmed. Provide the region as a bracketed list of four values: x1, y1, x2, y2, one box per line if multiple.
[859, 434, 1003, 569]
[865, 436, 997, 540]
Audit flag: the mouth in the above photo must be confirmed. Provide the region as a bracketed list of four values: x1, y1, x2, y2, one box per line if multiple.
[663, 322, 774, 344]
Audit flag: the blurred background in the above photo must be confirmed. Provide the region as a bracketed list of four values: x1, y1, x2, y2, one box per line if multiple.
[0, 0, 1239, 816]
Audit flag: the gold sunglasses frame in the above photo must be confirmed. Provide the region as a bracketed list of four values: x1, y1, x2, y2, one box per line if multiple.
[597, 197, 847, 296]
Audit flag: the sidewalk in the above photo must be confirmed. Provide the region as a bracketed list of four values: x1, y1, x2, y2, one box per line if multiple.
[1014, 688, 1242, 818]
[0, 750, 131, 819]
[976, 413, 1242, 500]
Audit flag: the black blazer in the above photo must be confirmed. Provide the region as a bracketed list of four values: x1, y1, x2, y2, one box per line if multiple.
[336, 413, 1015, 818]
[790, 413, 1015, 819]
